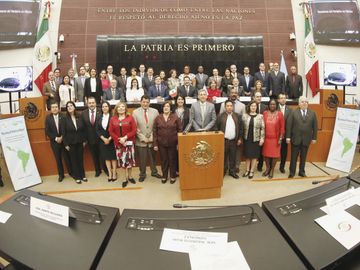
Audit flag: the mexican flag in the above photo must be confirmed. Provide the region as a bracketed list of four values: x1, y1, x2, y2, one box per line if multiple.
[304, 2, 319, 96]
[33, 1, 52, 94]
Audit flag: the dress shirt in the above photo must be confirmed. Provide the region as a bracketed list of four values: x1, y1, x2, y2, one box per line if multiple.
[90, 78, 96, 92]
[53, 114, 59, 135]
[279, 104, 285, 115]
[111, 88, 116, 99]
[245, 75, 250, 87]
[224, 113, 236, 140]
[200, 102, 206, 123]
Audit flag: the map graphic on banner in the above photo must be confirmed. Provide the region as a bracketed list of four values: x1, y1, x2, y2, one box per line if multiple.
[0, 116, 42, 191]
[326, 108, 360, 173]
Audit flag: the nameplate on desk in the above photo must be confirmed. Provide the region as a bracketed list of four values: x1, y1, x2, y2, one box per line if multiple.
[30, 197, 69, 227]
[185, 97, 197, 104]
[108, 99, 119, 106]
[215, 97, 228, 104]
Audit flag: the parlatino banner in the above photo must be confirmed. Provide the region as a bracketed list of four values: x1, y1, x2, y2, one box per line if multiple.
[326, 108, 360, 173]
[0, 116, 42, 191]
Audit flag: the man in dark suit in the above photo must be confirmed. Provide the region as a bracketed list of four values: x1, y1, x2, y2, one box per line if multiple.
[43, 71, 60, 110]
[54, 68, 63, 86]
[84, 68, 102, 104]
[45, 102, 72, 181]
[216, 100, 243, 179]
[81, 97, 104, 177]
[230, 64, 241, 79]
[138, 64, 146, 78]
[148, 76, 169, 100]
[142, 67, 155, 93]
[286, 96, 318, 178]
[116, 67, 128, 90]
[178, 76, 197, 97]
[208, 68, 222, 89]
[278, 93, 292, 173]
[103, 79, 125, 101]
[239, 66, 255, 96]
[286, 66, 303, 100]
[195, 65, 209, 90]
[254, 62, 270, 89]
[268, 62, 286, 97]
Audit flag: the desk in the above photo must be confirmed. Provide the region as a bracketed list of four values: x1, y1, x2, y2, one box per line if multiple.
[262, 178, 360, 270]
[97, 205, 306, 270]
[0, 190, 119, 270]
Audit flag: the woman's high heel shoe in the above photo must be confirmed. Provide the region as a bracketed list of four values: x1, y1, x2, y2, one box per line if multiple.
[248, 171, 254, 179]
[242, 171, 250, 177]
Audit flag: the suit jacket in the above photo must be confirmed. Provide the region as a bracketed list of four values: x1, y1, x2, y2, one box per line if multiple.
[189, 101, 217, 131]
[254, 71, 270, 89]
[208, 76, 222, 89]
[195, 73, 209, 90]
[286, 108, 318, 146]
[102, 87, 125, 101]
[116, 75, 128, 90]
[142, 76, 155, 93]
[80, 108, 101, 144]
[239, 75, 255, 94]
[268, 71, 286, 96]
[61, 114, 86, 146]
[153, 113, 182, 147]
[132, 107, 159, 147]
[216, 112, 243, 141]
[84, 77, 102, 103]
[285, 74, 303, 99]
[178, 85, 197, 98]
[242, 114, 265, 142]
[95, 113, 111, 139]
[174, 107, 190, 132]
[221, 76, 234, 95]
[74, 76, 86, 102]
[279, 105, 292, 134]
[43, 81, 59, 109]
[256, 103, 267, 114]
[148, 84, 169, 100]
[45, 113, 65, 141]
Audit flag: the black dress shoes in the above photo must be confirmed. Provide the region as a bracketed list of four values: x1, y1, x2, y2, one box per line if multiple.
[151, 173, 162, 179]
[95, 171, 101, 177]
[138, 177, 145, 182]
[298, 173, 307, 177]
[229, 173, 240, 179]
[279, 168, 285, 174]
[58, 176, 64, 182]
[288, 174, 294, 178]
[122, 181, 128, 188]
[128, 178, 136, 184]
[161, 178, 167, 184]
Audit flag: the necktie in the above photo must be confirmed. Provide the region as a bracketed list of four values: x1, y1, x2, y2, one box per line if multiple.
[54, 115, 59, 133]
[186, 86, 189, 95]
[51, 81, 55, 91]
[201, 103, 206, 126]
[90, 110, 95, 126]
[157, 86, 160, 96]
[261, 72, 265, 79]
[81, 77, 85, 87]
[144, 109, 148, 124]
[112, 89, 115, 99]
[302, 110, 306, 119]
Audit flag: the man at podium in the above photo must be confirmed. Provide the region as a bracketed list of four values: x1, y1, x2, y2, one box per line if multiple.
[187, 89, 216, 131]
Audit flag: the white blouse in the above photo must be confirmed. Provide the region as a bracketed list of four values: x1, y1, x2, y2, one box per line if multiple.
[126, 87, 144, 102]
[101, 113, 110, 130]
[59, 85, 75, 107]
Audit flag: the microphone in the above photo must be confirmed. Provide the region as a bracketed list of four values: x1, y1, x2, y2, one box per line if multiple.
[312, 175, 339, 185]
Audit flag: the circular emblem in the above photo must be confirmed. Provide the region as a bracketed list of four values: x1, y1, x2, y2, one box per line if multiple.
[305, 41, 316, 59]
[189, 141, 215, 166]
[23, 102, 40, 120]
[326, 93, 339, 111]
[338, 222, 351, 232]
[35, 44, 51, 62]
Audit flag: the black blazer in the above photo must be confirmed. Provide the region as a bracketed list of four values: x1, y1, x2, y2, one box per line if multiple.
[61, 114, 86, 146]
[177, 85, 197, 98]
[221, 76, 233, 95]
[268, 71, 286, 97]
[116, 75, 128, 90]
[239, 75, 255, 94]
[285, 74, 303, 99]
[256, 103, 267, 114]
[45, 113, 65, 140]
[215, 112, 243, 141]
[286, 108, 318, 146]
[142, 76, 155, 93]
[84, 77, 102, 103]
[174, 107, 190, 132]
[95, 114, 111, 139]
[81, 108, 101, 144]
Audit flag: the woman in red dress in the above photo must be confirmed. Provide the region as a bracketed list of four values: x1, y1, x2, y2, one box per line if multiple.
[109, 101, 137, 187]
[207, 79, 222, 101]
[100, 69, 110, 91]
[262, 98, 285, 178]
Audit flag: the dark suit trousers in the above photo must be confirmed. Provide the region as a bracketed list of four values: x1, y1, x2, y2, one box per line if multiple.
[289, 143, 309, 175]
[159, 145, 177, 179]
[68, 143, 85, 180]
[280, 139, 288, 170]
[137, 146, 158, 177]
[224, 139, 237, 174]
[50, 141, 72, 177]
[88, 143, 101, 174]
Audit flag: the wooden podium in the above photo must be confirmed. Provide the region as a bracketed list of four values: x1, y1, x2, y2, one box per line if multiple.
[178, 131, 224, 200]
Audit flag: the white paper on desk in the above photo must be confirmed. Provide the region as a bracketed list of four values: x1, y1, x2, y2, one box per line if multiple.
[74, 101, 84, 107]
[160, 228, 228, 253]
[150, 99, 158, 104]
[108, 99, 119, 106]
[189, 241, 251, 270]
[315, 211, 360, 250]
[325, 188, 360, 215]
[215, 97, 228, 104]
[185, 97, 197, 104]
[0, 210, 12, 224]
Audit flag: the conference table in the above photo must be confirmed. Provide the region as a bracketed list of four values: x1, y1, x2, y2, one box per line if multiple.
[0, 190, 119, 270]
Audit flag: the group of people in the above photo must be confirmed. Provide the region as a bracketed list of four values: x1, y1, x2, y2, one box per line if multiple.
[43, 62, 304, 110]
